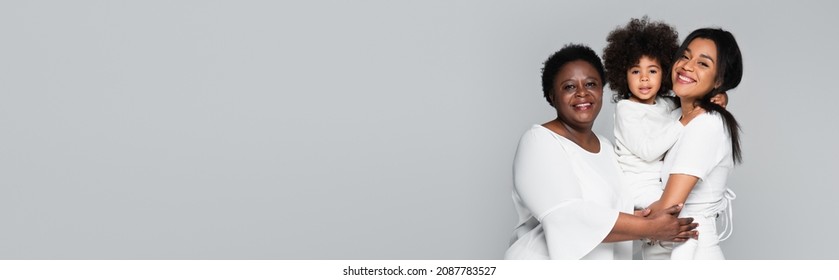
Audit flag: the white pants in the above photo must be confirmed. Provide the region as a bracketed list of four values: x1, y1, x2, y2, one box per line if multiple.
[641, 239, 671, 260]
[641, 189, 734, 260]
[641, 213, 725, 260]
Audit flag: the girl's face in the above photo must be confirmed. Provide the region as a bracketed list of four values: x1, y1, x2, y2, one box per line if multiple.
[627, 55, 662, 105]
[672, 38, 721, 100]
[550, 60, 603, 128]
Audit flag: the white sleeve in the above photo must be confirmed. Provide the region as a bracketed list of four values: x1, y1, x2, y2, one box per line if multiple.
[513, 128, 618, 260]
[668, 114, 727, 180]
[614, 101, 683, 162]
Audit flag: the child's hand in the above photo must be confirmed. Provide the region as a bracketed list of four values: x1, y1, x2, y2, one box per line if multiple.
[711, 92, 728, 108]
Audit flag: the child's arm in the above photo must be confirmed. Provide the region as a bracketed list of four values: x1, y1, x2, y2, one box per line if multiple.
[614, 101, 683, 161]
[711, 92, 728, 108]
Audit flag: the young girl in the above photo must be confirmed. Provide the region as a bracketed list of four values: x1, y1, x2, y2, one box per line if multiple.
[603, 18, 729, 259]
[603, 17, 682, 214]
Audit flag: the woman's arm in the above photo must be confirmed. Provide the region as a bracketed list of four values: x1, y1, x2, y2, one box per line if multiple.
[649, 114, 726, 215]
[513, 128, 617, 259]
[648, 174, 700, 215]
[513, 127, 696, 257]
[604, 204, 698, 243]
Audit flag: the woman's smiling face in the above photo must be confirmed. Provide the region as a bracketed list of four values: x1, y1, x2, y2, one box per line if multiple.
[672, 38, 720, 100]
[551, 60, 603, 128]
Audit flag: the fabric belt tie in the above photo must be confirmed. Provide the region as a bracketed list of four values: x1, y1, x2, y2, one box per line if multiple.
[683, 188, 736, 242]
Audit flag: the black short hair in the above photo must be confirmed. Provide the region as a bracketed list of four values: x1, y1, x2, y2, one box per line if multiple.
[602, 16, 679, 102]
[678, 28, 744, 164]
[541, 44, 605, 106]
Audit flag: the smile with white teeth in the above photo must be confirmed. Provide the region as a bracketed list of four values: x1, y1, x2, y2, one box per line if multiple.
[574, 103, 592, 108]
[677, 73, 695, 83]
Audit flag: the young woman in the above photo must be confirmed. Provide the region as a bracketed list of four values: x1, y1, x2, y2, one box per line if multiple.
[603, 17, 730, 259]
[647, 28, 743, 259]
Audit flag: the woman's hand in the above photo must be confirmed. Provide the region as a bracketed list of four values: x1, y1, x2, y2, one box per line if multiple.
[646, 204, 698, 242]
[633, 208, 651, 217]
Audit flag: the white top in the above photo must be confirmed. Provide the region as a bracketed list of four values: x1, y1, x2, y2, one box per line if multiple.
[661, 111, 733, 205]
[505, 125, 631, 260]
[613, 96, 683, 174]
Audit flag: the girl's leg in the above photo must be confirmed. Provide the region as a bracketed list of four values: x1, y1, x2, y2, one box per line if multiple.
[641, 240, 672, 260]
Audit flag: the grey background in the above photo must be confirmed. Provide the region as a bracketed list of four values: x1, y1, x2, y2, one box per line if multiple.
[1, 0, 836, 259]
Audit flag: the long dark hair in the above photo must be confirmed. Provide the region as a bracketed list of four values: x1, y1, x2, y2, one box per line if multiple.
[674, 28, 743, 164]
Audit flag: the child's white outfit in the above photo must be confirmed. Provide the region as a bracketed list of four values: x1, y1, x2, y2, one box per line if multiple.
[613, 96, 682, 260]
[613, 96, 682, 209]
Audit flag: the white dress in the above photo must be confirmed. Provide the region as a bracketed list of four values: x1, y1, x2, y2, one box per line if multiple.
[504, 125, 632, 260]
[660, 111, 735, 259]
[613, 97, 682, 209]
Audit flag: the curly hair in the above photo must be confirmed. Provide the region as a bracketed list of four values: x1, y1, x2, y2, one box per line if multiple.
[602, 16, 679, 102]
[541, 44, 605, 106]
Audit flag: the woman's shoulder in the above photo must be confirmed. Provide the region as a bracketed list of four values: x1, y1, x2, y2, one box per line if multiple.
[515, 125, 575, 164]
[686, 112, 726, 133]
[695, 111, 726, 123]
[521, 124, 581, 146]
[522, 124, 554, 137]
[518, 125, 560, 146]
[519, 125, 599, 151]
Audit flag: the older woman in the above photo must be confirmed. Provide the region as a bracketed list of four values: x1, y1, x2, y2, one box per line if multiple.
[504, 44, 698, 260]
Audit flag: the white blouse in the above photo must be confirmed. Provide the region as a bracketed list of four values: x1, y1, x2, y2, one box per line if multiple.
[661, 111, 734, 205]
[505, 125, 632, 260]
